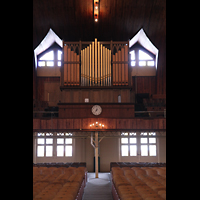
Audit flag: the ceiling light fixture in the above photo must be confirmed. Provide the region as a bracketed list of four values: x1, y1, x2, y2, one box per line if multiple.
[94, 0, 99, 22]
[90, 121, 105, 129]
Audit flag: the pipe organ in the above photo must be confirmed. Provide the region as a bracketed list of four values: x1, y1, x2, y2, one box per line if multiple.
[81, 39, 111, 86]
[112, 44, 129, 85]
[61, 39, 129, 88]
[63, 44, 80, 86]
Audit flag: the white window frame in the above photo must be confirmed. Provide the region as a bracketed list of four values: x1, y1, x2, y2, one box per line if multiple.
[36, 132, 73, 158]
[38, 49, 62, 67]
[129, 48, 155, 67]
[56, 133, 73, 157]
[36, 132, 53, 157]
[121, 132, 137, 157]
[120, 132, 157, 157]
[140, 132, 157, 156]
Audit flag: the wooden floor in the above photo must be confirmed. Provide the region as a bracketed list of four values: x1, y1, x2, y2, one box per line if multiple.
[82, 173, 113, 200]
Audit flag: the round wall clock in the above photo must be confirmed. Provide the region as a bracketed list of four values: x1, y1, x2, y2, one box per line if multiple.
[91, 105, 102, 115]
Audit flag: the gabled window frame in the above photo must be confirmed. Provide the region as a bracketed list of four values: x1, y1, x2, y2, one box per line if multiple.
[129, 43, 156, 68]
[37, 43, 62, 68]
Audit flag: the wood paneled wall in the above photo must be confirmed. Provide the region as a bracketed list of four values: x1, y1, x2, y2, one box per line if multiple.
[36, 77, 60, 101]
[58, 103, 135, 118]
[33, 118, 166, 131]
[132, 76, 156, 96]
[156, 47, 166, 94]
[35, 77, 133, 103]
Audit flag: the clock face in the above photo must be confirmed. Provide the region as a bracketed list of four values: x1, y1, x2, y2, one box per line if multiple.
[91, 105, 102, 115]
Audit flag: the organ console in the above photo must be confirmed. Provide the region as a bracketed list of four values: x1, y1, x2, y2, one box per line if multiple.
[61, 39, 129, 87]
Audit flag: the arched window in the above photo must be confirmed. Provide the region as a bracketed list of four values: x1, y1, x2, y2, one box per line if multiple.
[37, 44, 62, 67]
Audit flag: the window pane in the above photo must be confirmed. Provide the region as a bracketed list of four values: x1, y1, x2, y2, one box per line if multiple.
[130, 133, 136, 136]
[149, 145, 156, 156]
[130, 145, 137, 156]
[130, 51, 135, 60]
[46, 138, 53, 144]
[57, 138, 64, 144]
[139, 50, 153, 60]
[65, 138, 72, 144]
[57, 61, 61, 66]
[47, 61, 54, 66]
[121, 132, 128, 136]
[141, 145, 148, 156]
[58, 50, 62, 60]
[147, 61, 155, 66]
[46, 146, 53, 157]
[131, 61, 136, 66]
[46, 133, 53, 136]
[141, 138, 147, 144]
[130, 138, 137, 143]
[139, 61, 146, 66]
[141, 132, 147, 135]
[57, 146, 64, 156]
[38, 133, 45, 136]
[37, 138, 44, 144]
[57, 133, 64, 136]
[39, 51, 54, 60]
[65, 133, 72, 136]
[37, 146, 44, 157]
[121, 138, 128, 144]
[149, 138, 156, 143]
[38, 61, 45, 67]
[121, 145, 128, 156]
[65, 146, 72, 157]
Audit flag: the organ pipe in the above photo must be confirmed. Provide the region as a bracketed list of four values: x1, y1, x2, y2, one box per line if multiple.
[112, 44, 129, 86]
[63, 39, 128, 87]
[80, 38, 112, 86]
[63, 45, 80, 86]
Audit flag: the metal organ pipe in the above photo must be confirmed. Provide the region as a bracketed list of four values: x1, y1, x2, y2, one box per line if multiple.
[80, 38, 112, 86]
[62, 40, 129, 87]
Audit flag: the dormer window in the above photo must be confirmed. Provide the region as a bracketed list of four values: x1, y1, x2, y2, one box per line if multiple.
[130, 49, 155, 67]
[38, 49, 62, 67]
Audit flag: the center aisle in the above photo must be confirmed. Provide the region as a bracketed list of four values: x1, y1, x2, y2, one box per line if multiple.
[82, 172, 113, 200]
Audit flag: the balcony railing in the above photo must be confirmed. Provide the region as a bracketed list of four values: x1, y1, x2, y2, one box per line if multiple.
[33, 109, 166, 118]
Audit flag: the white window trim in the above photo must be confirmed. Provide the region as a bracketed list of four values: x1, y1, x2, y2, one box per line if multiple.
[120, 132, 157, 157]
[36, 132, 73, 158]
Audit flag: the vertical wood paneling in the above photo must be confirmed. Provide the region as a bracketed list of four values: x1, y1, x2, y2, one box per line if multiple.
[76, 54, 80, 85]
[33, 118, 166, 131]
[67, 48, 71, 85]
[124, 45, 128, 85]
[37, 77, 60, 101]
[133, 76, 156, 96]
[118, 50, 121, 85]
[113, 54, 116, 85]
[121, 47, 125, 85]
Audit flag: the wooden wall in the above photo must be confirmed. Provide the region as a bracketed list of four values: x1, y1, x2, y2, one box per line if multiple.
[36, 77, 60, 101]
[58, 103, 135, 118]
[34, 77, 134, 104]
[132, 76, 156, 96]
[33, 118, 166, 131]
[157, 48, 166, 94]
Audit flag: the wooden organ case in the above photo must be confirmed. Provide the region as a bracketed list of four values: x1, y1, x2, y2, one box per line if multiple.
[60, 39, 130, 88]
